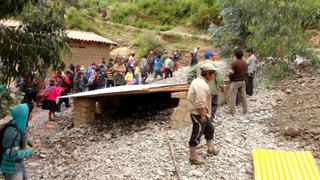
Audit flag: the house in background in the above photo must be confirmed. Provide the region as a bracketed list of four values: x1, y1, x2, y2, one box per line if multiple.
[65, 30, 118, 66]
[0, 20, 118, 67]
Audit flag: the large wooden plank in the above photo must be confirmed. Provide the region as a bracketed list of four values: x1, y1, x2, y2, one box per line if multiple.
[61, 83, 189, 98]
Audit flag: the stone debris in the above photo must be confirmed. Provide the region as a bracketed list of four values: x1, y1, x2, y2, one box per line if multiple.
[285, 88, 292, 94]
[25, 85, 308, 180]
[24, 68, 320, 179]
[284, 127, 300, 138]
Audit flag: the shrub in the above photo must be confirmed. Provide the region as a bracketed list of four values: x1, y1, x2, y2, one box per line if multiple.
[65, 7, 91, 30]
[110, 0, 221, 30]
[132, 32, 164, 60]
[209, 0, 320, 78]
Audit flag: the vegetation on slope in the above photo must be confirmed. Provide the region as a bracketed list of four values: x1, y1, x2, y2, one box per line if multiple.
[63, 0, 220, 31]
[110, 0, 220, 31]
[209, 0, 320, 79]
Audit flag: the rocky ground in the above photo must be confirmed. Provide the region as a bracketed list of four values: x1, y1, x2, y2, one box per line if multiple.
[264, 70, 320, 161]
[23, 67, 319, 180]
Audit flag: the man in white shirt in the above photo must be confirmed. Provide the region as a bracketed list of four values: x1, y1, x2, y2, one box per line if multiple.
[187, 63, 219, 165]
[164, 56, 174, 78]
[193, 46, 200, 56]
[246, 48, 257, 96]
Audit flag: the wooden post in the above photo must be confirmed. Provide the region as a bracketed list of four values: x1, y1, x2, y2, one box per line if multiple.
[170, 92, 191, 128]
[73, 97, 96, 127]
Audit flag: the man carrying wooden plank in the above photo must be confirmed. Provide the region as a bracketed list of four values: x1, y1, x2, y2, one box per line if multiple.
[187, 63, 219, 165]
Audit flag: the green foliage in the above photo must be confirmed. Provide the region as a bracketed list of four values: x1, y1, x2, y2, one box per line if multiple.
[110, 0, 220, 30]
[132, 32, 164, 60]
[265, 61, 290, 80]
[0, 0, 38, 19]
[209, 0, 320, 75]
[65, 7, 91, 30]
[0, 1, 70, 117]
[0, 84, 24, 119]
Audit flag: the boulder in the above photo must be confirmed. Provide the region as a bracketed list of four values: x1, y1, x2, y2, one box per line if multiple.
[285, 89, 292, 94]
[110, 47, 130, 59]
[284, 127, 300, 137]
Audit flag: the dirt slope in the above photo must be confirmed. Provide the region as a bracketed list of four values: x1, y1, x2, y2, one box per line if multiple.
[265, 71, 320, 160]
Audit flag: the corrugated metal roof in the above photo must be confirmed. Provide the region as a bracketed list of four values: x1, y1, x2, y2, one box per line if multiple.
[66, 30, 117, 45]
[0, 19, 117, 45]
[252, 149, 320, 180]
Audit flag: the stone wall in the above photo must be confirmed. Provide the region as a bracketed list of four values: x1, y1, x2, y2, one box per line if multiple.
[63, 40, 111, 66]
[73, 98, 96, 127]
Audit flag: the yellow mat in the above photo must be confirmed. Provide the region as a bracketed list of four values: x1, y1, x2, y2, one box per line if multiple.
[252, 149, 320, 180]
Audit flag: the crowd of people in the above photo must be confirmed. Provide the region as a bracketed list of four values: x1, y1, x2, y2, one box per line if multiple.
[36, 50, 184, 124]
[58, 50, 182, 93]
[0, 46, 257, 179]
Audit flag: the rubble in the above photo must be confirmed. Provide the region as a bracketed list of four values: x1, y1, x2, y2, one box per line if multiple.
[23, 68, 320, 179]
[284, 127, 300, 137]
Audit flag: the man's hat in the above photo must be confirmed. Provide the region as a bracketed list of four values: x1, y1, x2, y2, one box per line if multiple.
[204, 50, 215, 59]
[200, 63, 217, 72]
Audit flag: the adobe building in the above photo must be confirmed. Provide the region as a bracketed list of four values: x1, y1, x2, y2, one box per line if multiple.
[64, 30, 118, 66]
[0, 20, 118, 66]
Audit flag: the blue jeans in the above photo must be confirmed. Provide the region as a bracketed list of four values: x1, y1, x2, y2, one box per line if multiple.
[3, 162, 27, 180]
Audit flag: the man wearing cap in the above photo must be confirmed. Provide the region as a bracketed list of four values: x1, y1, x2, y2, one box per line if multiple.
[187, 50, 225, 117]
[187, 63, 219, 165]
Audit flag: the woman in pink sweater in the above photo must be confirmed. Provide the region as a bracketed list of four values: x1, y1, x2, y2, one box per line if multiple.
[41, 79, 61, 123]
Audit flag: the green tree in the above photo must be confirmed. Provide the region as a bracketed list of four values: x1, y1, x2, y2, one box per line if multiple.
[0, 0, 70, 117]
[209, 0, 320, 69]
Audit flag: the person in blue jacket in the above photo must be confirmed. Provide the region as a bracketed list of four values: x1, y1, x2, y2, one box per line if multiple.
[1, 103, 34, 180]
[153, 55, 163, 80]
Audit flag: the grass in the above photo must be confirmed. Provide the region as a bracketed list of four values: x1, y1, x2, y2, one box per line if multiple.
[172, 42, 189, 51]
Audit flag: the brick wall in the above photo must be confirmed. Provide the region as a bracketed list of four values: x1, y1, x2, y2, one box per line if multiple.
[63, 40, 111, 67]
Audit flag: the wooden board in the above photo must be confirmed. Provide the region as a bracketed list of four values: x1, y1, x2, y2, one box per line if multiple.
[252, 149, 320, 180]
[61, 83, 189, 98]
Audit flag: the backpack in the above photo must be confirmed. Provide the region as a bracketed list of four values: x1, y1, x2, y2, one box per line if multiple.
[0, 123, 24, 166]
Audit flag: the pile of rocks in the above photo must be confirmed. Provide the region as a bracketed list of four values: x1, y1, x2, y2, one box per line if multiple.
[25, 83, 307, 179]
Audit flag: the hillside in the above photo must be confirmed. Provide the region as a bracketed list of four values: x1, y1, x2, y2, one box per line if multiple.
[63, 0, 221, 32]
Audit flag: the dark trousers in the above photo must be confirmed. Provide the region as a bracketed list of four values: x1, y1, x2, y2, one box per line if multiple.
[148, 65, 154, 74]
[58, 91, 70, 111]
[106, 80, 114, 87]
[189, 114, 214, 147]
[246, 74, 254, 96]
[165, 68, 173, 78]
[236, 91, 241, 106]
[212, 95, 218, 116]
[154, 70, 163, 79]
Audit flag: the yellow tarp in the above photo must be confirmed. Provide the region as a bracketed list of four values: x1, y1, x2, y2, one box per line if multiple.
[252, 149, 320, 180]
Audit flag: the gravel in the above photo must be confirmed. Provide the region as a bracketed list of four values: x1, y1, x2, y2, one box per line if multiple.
[24, 66, 314, 179]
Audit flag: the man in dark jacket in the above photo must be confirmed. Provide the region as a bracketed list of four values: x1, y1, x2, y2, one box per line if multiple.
[229, 48, 248, 115]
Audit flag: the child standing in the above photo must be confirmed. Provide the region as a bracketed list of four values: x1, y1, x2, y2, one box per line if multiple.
[134, 66, 141, 85]
[41, 79, 60, 125]
[125, 67, 134, 85]
[106, 61, 114, 87]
